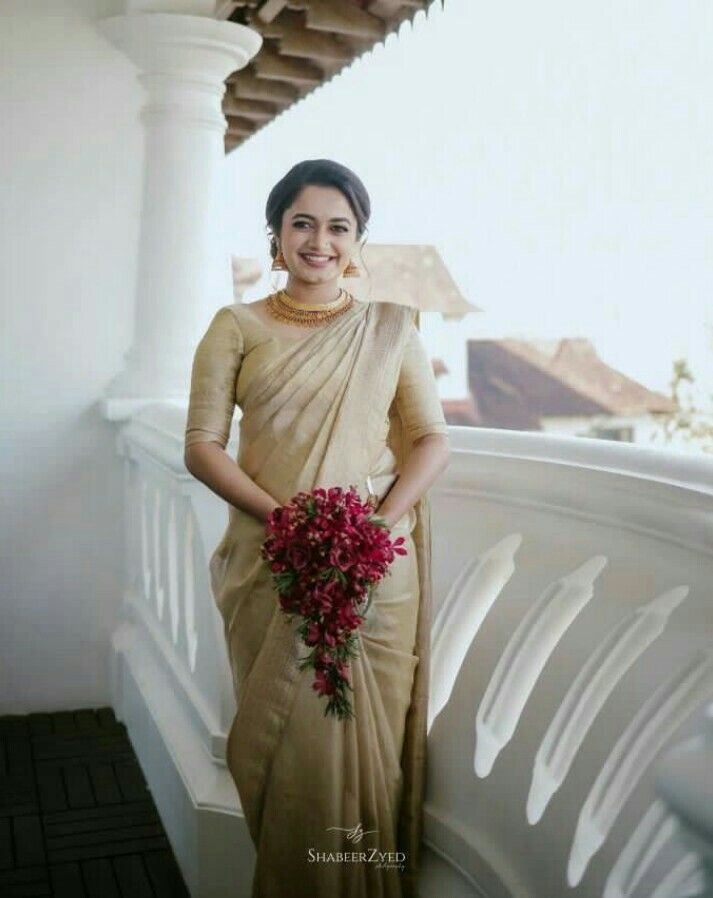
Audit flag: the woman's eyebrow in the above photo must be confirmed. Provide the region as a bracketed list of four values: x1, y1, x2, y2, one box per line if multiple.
[291, 213, 352, 224]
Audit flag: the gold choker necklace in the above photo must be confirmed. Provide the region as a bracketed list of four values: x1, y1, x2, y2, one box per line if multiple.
[266, 289, 354, 328]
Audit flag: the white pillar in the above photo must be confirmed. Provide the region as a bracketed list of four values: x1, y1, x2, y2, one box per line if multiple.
[419, 311, 473, 402]
[99, 13, 261, 411]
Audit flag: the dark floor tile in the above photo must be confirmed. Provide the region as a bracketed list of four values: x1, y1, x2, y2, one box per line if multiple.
[112, 853, 155, 898]
[81, 857, 120, 898]
[86, 761, 122, 806]
[51, 713, 77, 737]
[144, 848, 191, 898]
[13, 815, 45, 866]
[74, 711, 101, 735]
[63, 763, 95, 809]
[49, 861, 86, 897]
[0, 707, 191, 896]
[0, 864, 50, 895]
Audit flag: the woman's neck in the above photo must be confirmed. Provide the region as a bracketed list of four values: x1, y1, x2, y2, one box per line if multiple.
[283, 278, 343, 305]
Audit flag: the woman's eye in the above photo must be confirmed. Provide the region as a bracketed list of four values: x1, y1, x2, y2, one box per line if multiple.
[293, 221, 348, 233]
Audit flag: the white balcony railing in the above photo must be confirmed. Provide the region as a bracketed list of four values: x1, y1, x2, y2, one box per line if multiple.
[112, 403, 713, 898]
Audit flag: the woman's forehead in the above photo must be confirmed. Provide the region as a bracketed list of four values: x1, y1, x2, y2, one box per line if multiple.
[289, 184, 355, 219]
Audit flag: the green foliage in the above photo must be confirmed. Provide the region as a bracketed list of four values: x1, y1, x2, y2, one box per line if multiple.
[651, 325, 713, 454]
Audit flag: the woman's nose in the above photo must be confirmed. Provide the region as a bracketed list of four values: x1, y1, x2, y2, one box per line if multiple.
[311, 226, 333, 249]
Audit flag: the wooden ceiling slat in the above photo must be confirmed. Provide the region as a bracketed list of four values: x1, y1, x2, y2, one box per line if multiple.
[278, 28, 352, 62]
[225, 115, 258, 135]
[253, 47, 323, 84]
[383, 0, 430, 9]
[256, 0, 289, 22]
[229, 72, 299, 103]
[305, 0, 386, 39]
[244, 8, 302, 38]
[215, 0, 251, 18]
[222, 97, 278, 120]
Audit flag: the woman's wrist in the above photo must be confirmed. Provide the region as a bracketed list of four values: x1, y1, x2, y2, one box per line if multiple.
[374, 505, 396, 529]
[262, 501, 280, 525]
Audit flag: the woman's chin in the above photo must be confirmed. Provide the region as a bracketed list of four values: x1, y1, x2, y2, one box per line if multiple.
[293, 268, 339, 285]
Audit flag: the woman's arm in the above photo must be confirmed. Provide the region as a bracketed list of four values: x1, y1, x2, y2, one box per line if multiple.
[184, 307, 280, 526]
[375, 314, 452, 529]
[374, 433, 451, 529]
[185, 442, 280, 526]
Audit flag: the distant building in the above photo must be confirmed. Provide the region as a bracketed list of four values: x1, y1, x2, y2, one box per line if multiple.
[460, 337, 677, 442]
[349, 243, 482, 411]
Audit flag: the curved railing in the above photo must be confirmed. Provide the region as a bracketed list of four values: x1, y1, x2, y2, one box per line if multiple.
[113, 405, 713, 897]
[423, 426, 713, 898]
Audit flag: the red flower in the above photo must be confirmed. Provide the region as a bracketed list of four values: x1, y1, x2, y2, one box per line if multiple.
[329, 543, 356, 571]
[261, 484, 409, 720]
[287, 545, 310, 570]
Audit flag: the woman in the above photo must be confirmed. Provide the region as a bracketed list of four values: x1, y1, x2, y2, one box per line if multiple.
[184, 159, 451, 898]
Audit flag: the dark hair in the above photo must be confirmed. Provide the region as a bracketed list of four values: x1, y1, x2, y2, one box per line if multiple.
[265, 159, 371, 261]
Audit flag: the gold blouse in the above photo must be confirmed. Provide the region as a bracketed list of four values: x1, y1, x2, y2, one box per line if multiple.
[184, 300, 449, 452]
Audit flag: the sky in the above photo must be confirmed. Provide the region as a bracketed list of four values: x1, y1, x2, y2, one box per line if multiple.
[223, 0, 713, 407]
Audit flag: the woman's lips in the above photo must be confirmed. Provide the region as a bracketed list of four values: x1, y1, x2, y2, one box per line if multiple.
[300, 253, 336, 268]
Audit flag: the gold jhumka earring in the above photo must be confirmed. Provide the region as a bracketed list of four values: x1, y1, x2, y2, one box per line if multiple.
[341, 259, 360, 277]
[271, 248, 288, 271]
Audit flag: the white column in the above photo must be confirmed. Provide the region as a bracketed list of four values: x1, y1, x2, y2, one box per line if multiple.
[99, 13, 261, 411]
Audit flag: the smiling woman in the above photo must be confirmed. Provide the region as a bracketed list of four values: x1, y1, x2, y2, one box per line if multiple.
[267, 162, 369, 304]
[183, 159, 451, 898]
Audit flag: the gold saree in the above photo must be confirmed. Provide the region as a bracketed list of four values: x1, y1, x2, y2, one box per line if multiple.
[185, 297, 448, 898]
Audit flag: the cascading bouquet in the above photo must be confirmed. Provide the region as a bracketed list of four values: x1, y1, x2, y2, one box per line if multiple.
[260, 485, 408, 720]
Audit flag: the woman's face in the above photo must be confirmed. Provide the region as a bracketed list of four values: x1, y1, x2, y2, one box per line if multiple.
[278, 184, 359, 287]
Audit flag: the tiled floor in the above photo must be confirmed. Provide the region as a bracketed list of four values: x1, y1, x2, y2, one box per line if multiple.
[0, 707, 191, 897]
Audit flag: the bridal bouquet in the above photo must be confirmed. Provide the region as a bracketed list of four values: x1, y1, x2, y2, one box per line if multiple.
[260, 485, 408, 720]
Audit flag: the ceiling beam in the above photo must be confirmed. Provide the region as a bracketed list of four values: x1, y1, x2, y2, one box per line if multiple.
[244, 8, 300, 38]
[225, 115, 258, 135]
[222, 96, 279, 120]
[214, 1, 250, 19]
[253, 46, 323, 84]
[229, 72, 299, 103]
[256, 0, 288, 22]
[305, 0, 386, 39]
[278, 27, 353, 62]
[225, 136, 244, 152]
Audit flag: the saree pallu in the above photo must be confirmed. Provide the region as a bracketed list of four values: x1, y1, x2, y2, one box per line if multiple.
[192, 299, 440, 898]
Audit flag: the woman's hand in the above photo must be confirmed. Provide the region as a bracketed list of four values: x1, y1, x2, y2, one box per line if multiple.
[372, 435, 450, 528]
[261, 501, 281, 528]
[185, 442, 284, 526]
[370, 508, 395, 530]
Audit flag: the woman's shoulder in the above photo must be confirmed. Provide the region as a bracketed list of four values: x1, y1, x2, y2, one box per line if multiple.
[213, 301, 262, 335]
[201, 303, 246, 349]
[368, 298, 418, 325]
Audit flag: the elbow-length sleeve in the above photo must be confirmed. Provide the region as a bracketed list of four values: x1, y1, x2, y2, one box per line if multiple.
[393, 321, 450, 442]
[184, 306, 244, 451]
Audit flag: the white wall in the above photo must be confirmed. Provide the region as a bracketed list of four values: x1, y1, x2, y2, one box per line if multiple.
[0, 0, 143, 712]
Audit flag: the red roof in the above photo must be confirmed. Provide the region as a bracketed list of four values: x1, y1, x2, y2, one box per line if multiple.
[458, 337, 676, 429]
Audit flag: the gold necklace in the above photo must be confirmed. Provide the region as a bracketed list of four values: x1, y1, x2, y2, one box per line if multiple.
[266, 289, 354, 328]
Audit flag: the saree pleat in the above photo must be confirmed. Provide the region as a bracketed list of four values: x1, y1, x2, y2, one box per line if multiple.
[186, 297, 447, 898]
